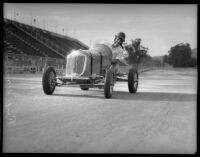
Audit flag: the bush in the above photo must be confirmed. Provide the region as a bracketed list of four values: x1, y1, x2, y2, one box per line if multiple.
[164, 43, 196, 67]
[124, 41, 149, 65]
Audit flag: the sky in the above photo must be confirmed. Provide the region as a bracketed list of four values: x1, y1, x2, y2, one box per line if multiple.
[3, 3, 197, 56]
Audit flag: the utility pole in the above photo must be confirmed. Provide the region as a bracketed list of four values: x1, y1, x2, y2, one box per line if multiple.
[13, 8, 15, 20]
[73, 29, 76, 38]
[43, 18, 46, 30]
[30, 14, 33, 26]
[62, 28, 65, 35]
[65, 27, 67, 36]
[16, 13, 19, 22]
[33, 18, 36, 26]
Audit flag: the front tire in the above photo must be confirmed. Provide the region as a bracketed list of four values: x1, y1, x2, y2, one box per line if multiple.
[42, 67, 56, 95]
[128, 68, 138, 93]
[104, 69, 114, 98]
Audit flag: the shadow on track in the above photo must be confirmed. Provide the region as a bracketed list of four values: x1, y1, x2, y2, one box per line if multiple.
[52, 90, 196, 102]
[52, 93, 105, 99]
[113, 91, 196, 102]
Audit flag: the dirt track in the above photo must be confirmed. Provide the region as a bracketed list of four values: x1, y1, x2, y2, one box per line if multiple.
[3, 68, 197, 153]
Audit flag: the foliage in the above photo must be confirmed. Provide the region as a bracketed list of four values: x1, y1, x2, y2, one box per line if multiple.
[164, 43, 196, 67]
[163, 55, 169, 63]
[124, 39, 149, 64]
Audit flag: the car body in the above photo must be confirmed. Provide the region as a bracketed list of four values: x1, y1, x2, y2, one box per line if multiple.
[42, 42, 139, 98]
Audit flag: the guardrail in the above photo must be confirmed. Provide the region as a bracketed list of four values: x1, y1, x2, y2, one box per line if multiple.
[5, 66, 37, 74]
[5, 65, 65, 75]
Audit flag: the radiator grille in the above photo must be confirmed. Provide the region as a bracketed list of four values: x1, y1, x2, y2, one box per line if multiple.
[66, 53, 86, 76]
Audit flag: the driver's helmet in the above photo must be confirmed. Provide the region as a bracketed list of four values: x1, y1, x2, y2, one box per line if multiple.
[115, 32, 126, 42]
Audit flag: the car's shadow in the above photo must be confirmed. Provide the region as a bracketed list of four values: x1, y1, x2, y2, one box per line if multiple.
[53, 90, 196, 102]
[53, 90, 105, 99]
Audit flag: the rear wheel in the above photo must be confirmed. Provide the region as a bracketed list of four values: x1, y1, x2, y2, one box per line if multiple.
[104, 69, 114, 98]
[80, 85, 89, 90]
[42, 67, 56, 95]
[128, 68, 138, 93]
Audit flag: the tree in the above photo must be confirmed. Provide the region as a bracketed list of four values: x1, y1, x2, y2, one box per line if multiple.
[163, 55, 169, 63]
[165, 43, 196, 67]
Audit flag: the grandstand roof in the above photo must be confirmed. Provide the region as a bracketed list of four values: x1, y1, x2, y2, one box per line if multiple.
[4, 18, 89, 49]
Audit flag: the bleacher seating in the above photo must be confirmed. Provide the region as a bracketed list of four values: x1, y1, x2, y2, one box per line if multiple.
[15, 21, 88, 53]
[4, 40, 23, 55]
[4, 29, 46, 57]
[12, 22, 66, 58]
[4, 22, 63, 58]
[4, 18, 89, 56]
[3, 18, 89, 73]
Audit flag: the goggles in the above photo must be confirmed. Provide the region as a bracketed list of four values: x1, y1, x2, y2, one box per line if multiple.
[115, 36, 124, 42]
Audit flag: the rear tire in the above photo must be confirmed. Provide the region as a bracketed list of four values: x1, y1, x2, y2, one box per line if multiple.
[42, 67, 56, 95]
[128, 68, 138, 93]
[104, 69, 114, 98]
[80, 85, 89, 90]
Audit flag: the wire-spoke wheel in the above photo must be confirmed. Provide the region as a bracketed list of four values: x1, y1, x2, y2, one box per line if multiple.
[104, 69, 114, 98]
[128, 68, 138, 93]
[42, 67, 56, 95]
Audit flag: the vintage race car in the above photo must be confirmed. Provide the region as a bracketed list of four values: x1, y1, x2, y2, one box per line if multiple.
[42, 42, 138, 98]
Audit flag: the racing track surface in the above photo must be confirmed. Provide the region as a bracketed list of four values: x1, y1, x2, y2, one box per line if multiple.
[3, 68, 197, 153]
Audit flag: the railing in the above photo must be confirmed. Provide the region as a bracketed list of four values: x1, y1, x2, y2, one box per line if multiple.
[12, 22, 66, 58]
[5, 52, 66, 65]
[5, 65, 38, 74]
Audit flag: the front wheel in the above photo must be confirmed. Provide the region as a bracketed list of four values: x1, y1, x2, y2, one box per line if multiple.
[42, 67, 56, 95]
[128, 68, 138, 93]
[104, 69, 114, 98]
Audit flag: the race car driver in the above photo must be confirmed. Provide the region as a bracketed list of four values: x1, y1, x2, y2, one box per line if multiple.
[111, 32, 129, 73]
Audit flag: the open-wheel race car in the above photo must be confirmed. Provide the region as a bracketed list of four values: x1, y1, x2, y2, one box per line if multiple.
[42, 43, 139, 98]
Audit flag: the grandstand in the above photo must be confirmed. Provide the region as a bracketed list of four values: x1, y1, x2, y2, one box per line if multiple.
[3, 18, 89, 74]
